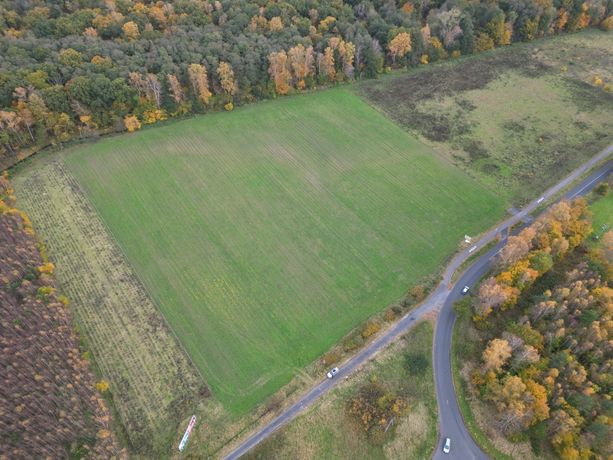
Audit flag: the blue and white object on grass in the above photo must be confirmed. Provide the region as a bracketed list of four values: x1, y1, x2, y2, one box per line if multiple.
[179, 415, 197, 452]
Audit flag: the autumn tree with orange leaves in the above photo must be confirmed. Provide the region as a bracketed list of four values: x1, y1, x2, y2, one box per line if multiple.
[464, 197, 611, 459]
[0, 175, 125, 459]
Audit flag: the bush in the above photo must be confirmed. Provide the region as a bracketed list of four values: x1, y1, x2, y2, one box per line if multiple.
[361, 320, 382, 339]
[343, 333, 364, 352]
[347, 380, 408, 437]
[594, 182, 609, 196]
[95, 379, 110, 393]
[322, 351, 340, 366]
[384, 308, 397, 322]
[405, 352, 429, 375]
[409, 284, 426, 301]
[601, 15, 613, 31]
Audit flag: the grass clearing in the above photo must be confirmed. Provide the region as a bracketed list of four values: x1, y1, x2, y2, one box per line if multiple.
[244, 321, 437, 460]
[37, 88, 506, 415]
[358, 30, 613, 205]
[589, 188, 613, 236]
[10, 160, 205, 453]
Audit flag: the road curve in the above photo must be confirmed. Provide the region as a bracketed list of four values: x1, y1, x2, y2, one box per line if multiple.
[433, 154, 613, 460]
[224, 144, 612, 460]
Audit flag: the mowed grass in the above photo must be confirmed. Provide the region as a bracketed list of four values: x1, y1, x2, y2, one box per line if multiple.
[245, 321, 438, 460]
[63, 88, 505, 414]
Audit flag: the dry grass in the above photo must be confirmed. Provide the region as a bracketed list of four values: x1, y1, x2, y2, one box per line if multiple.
[358, 30, 613, 206]
[11, 160, 205, 453]
[383, 403, 429, 459]
[243, 321, 437, 460]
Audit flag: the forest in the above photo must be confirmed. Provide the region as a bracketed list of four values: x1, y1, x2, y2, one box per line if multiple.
[459, 196, 612, 459]
[1, 0, 612, 167]
[0, 173, 123, 458]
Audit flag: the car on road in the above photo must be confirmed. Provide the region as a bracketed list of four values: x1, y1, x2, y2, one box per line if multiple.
[443, 437, 451, 454]
[326, 367, 339, 379]
[461, 285, 470, 294]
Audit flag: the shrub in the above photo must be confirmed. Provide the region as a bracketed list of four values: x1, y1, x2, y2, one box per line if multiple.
[37, 262, 55, 275]
[96, 379, 110, 393]
[594, 182, 609, 196]
[600, 15, 613, 31]
[36, 286, 56, 301]
[384, 308, 397, 322]
[361, 320, 382, 339]
[322, 351, 340, 366]
[409, 284, 426, 301]
[347, 380, 408, 437]
[405, 352, 429, 374]
[343, 334, 364, 352]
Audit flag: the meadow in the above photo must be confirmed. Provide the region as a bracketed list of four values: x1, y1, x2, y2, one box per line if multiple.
[48, 88, 505, 415]
[590, 184, 613, 236]
[245, 321, 438, 460]
[358, 31, 613, 205]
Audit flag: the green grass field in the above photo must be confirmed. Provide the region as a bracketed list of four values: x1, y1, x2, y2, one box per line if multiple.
[244, 321, 437, 460]
[590, 188, 613, 235]
[58, 88, 505, 414]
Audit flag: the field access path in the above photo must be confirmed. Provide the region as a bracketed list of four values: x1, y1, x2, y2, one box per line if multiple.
[224, 144, 613, 460]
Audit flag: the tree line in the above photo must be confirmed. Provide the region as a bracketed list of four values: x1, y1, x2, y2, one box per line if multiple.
[0, 173, 124, 458]
[461, 197, 612, 459]
[1, 0, 612, 165]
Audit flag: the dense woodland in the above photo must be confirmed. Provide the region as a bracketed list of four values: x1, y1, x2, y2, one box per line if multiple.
[0, 173, 123, 458]
[461, 197, 613, 459]
[1, 0, 612, 166]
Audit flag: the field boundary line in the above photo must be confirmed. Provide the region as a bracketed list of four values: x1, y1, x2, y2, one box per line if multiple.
[54, 158, 209, 391]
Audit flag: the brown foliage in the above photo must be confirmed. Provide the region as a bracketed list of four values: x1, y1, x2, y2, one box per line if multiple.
[0, 178, 123, 459]
[361, 320, 382, 339]
[347, 380, 408, 436]
[322, 351, 340, 366]
[268, 51, 292, 95]
[482, 338, 512, 372]
[409, 284, 425, 301]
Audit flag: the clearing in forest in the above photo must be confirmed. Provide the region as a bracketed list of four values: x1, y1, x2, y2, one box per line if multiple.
[358, 30, 613, 205]
[15, 88, 505, 416]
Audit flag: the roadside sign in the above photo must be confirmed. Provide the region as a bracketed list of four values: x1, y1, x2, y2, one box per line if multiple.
[179, 415, 197, 452]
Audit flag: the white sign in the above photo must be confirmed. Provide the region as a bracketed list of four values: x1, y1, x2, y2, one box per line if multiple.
[179, 415, 197, 452]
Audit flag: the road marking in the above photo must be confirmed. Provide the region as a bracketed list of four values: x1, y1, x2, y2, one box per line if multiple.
[570, 171, 608, 198]
[468, 245, 477, 253]
[536, 196, 544, 204]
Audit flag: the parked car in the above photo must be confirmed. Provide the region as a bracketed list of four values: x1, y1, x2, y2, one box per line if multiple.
[443, 437, 451, 454]
[326, 367, 339, 379]
[461, 285, 470, 295]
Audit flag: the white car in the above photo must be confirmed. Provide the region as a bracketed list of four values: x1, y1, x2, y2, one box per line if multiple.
[443, 437, 451, 454]
[326, 367, 339, 379]
[461, 285, 470, 295]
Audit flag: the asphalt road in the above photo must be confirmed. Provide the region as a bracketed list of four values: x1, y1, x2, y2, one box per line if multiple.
[433, 154, 613, 460]
[224, 144, 613, 460]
